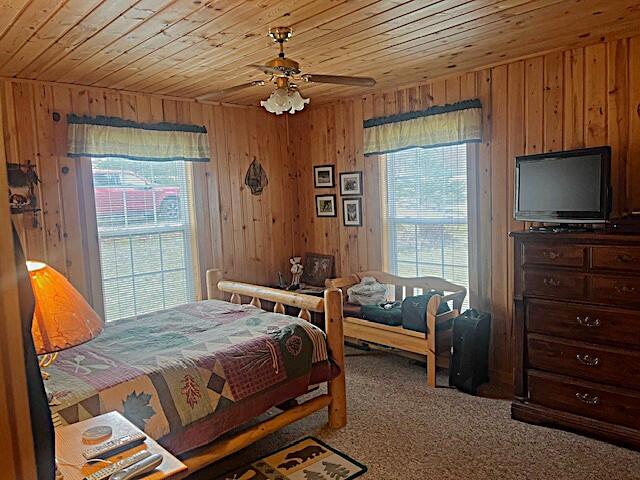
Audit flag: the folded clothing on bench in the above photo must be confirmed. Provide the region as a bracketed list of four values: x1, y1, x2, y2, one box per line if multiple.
[401, 292, 451, 333]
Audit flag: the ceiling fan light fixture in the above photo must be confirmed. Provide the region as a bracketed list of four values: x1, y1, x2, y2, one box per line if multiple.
[260, 87, 309, 115]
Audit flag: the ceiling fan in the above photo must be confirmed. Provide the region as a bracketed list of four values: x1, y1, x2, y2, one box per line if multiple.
[197, 27, 376, 114]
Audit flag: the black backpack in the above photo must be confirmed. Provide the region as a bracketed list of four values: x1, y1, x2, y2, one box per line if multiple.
[449, 309, 491, 394]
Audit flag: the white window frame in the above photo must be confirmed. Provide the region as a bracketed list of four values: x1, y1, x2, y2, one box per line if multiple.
[381, 143, 478, 307]
[80, 157, 199, 320]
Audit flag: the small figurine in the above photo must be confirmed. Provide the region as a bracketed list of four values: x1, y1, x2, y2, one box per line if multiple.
[289, 256, 303, 290]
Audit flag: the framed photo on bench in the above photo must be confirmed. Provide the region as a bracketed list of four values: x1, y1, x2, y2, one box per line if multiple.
[301, 253, 335, 286]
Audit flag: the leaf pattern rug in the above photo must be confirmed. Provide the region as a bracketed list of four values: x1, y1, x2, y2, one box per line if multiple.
[216, 437, 367, 480]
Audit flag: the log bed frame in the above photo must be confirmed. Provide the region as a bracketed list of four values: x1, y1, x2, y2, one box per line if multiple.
[326, 271, 466, 388]
[174, 269, 346, 478]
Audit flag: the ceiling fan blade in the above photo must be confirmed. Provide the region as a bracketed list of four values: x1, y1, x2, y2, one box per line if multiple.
[248, 64, 283, 75]
[197, 80, 265, 101]
[302, 74, 376, 87]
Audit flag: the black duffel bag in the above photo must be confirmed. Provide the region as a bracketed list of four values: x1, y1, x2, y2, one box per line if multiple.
[449, 309, 491, 394]
[401, 291, 450, 333]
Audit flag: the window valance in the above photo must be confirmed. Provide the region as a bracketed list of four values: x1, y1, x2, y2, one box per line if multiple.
[363, 99, 482, 156]
[67, 114, 211, 162]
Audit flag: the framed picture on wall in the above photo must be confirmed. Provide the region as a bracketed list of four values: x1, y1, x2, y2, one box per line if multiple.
[342, 198, 362, 226]
[340, 171, 363, 196]
[316, 194, 337, 217]
[314, 165, 335, 188]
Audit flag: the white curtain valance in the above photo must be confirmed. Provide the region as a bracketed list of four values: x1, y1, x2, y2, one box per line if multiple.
[67, 115, 211, 162]
[364, 99, 482, 156]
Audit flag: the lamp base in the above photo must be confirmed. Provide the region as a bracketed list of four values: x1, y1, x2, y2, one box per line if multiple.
[39, 352, 59, 380]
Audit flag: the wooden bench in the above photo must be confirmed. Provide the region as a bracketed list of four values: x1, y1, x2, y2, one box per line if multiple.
[326, 271, 466, 387]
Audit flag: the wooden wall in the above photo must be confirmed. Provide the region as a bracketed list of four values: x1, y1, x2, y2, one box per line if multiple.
[1, 80, 294, 311]
[288, 34, 640, 383]
[0, 92, 37, 480]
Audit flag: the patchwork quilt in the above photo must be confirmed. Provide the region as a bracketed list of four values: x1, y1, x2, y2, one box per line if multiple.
[47, 300, 336, 454]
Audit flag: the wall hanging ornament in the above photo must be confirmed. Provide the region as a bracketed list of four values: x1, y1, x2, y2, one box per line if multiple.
[244, 157, 268, 195]
[7, 162, 40, 214]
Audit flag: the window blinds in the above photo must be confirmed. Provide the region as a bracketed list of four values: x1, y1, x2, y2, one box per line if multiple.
[384, 144, 469, 304]
[91, 157, 196, 322]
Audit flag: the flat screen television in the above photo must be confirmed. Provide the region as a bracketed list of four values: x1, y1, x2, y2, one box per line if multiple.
[514, 146, 611, 223]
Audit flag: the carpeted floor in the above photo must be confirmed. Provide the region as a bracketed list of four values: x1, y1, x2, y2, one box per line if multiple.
[188, 349, 640, 480]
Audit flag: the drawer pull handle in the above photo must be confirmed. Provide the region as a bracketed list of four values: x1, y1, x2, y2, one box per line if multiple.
[576, 353, 600, 367]
[542, 250, 562, 259]
[543, 277, 561, 287]
[575, 392, 600, 405]
[614, 285, 636, 295]
[617, 254, 635, 263]
[576, 316, 600, 328]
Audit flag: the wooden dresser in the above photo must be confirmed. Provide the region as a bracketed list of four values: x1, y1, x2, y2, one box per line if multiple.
[511, 231, 640, 449]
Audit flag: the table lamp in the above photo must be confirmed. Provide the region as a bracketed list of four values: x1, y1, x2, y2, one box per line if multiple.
[27, 261, 104, 375]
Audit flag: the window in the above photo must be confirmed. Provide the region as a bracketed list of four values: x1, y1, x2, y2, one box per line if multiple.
[91, 158, 196, 322]
[384, 144, 469, 301]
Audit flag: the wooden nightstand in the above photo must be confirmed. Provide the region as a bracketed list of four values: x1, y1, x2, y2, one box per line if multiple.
[55, 411, 187, 480]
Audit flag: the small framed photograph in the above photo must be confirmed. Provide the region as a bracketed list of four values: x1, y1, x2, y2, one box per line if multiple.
[314, 165, 335, 188]
[316, 194, 337, 217]
[340, 171, 363, 196]
[343, 198, 362, 227]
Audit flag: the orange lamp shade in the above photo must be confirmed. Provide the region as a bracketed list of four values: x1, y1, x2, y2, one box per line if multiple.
[27, 261, 104, 355]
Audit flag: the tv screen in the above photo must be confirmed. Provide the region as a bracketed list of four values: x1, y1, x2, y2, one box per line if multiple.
[514, 146, 611, 223]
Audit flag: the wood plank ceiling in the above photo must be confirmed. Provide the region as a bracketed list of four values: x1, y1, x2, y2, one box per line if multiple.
[0, 0, 638, 106]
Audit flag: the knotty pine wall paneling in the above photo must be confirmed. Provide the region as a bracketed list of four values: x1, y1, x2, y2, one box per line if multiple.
[288, 34, 640, 384]
[2, 80, 294, 311]
[0, 89, 38, 480]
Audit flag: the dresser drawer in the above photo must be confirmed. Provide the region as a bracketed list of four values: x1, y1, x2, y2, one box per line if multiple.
[592, 246, 640, 272]
[523, 244, 585, 268]
[590, 275, 640, 306]
[523, 271, 586, 299]
[528, 371, 640, 430]
[526, 299, 640, 347]
[528, 336, 640, 390]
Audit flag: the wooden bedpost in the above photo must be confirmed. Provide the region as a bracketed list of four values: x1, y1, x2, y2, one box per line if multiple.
[206, 269, 223, 300]
[324, 288, 346, 429]
[426, 294, 441, 387]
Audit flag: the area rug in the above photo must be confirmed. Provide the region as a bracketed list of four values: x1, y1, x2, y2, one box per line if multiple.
[215, 437, 367, 480]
